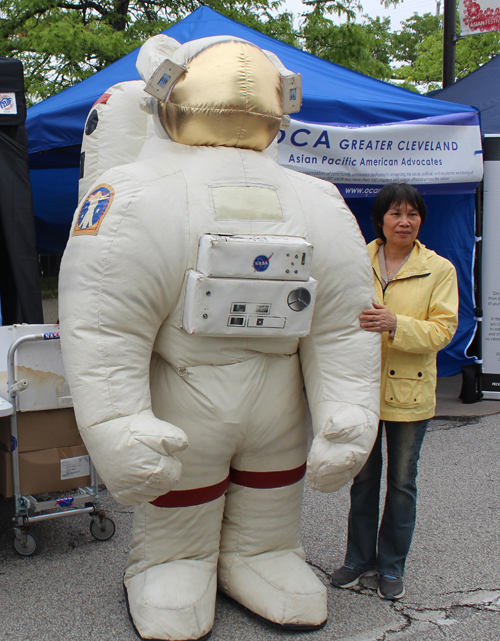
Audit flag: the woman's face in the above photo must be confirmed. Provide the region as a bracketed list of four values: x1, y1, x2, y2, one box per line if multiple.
[382, 200, 421, 250]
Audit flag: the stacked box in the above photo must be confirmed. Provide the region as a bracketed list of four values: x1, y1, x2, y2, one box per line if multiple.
[0, 408, 82, 452]
[0, 408, 90, 498]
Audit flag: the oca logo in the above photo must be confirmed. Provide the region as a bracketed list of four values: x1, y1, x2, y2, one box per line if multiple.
[253, 253, 273, 272]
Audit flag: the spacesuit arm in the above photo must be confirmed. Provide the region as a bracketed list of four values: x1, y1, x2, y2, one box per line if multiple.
[59, 166, 189, 505]
[299, 187, 381, 493]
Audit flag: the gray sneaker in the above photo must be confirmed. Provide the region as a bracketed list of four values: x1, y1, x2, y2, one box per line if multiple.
[377, 574, 405, 600]
[330, 565, 377, 589]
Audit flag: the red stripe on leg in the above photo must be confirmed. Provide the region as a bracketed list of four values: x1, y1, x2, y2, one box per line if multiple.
[230, 462, 306, 489]
[150, 474, 230, 508]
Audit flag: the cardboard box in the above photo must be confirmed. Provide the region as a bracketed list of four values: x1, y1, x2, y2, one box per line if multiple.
[0, 408, 83, 453]
[0, 444, 90, 498]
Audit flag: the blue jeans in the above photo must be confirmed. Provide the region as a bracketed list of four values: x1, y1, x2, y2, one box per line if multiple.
[344, 419, 429, 578]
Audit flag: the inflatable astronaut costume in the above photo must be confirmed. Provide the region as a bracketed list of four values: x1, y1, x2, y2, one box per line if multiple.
[59, 34, 380, 640]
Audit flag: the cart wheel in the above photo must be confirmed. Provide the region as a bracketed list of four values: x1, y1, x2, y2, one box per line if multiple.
[90, 517, 116, 541]
[13, 532, 38, 557]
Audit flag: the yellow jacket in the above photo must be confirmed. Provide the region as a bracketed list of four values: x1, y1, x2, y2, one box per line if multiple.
[368, 239, 459, 421]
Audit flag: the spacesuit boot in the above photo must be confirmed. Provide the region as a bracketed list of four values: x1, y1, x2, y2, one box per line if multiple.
[125, 497, 224, 641]
[218, 479, 327, 629]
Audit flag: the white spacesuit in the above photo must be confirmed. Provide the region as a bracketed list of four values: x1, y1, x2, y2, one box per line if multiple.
[59, 34, 380, 641]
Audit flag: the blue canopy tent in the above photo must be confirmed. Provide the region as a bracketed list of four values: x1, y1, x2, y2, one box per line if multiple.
[26, 6, 481, 375]
[431, 54, 500, 134]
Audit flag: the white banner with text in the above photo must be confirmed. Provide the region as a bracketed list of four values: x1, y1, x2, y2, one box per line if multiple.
[277, 114, 483, 197]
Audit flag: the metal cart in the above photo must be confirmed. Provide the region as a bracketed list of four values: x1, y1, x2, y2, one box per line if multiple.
[2, 330, 115, 556]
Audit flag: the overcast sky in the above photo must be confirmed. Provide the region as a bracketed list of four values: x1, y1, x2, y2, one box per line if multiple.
[283, 0, 439, 31]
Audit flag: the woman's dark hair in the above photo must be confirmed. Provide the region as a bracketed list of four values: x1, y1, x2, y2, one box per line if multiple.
[371, 183, 427, 241]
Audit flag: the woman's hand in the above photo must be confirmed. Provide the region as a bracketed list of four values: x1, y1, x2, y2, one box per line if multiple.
[360, 302, 397, 333]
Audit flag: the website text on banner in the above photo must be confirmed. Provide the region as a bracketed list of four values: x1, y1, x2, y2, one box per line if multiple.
[277, 115, 483, 197]
[460, 0, 500, 36]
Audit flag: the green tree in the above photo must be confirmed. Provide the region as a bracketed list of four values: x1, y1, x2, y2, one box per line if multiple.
[0, 0, 296, 103]
[361, 14, 393, 70]
[392, 12, 500, 93]
[391, 12, 441, 66]
[298, 0, 393, 78]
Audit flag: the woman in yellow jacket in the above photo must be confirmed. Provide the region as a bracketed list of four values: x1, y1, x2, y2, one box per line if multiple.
[331, 183, 459, 600]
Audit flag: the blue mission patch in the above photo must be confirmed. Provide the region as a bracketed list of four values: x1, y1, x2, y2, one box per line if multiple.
[73, 184, 115, 236]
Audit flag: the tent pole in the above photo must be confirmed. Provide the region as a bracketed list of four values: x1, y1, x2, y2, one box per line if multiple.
[442, 0, 457, 87]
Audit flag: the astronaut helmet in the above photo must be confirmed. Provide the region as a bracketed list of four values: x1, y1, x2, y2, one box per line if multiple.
[136, 34, 301, 151]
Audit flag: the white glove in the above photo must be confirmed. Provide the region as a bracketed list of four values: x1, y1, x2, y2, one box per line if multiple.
[307, 404, 377, 493]
[80, 409, 188, 505]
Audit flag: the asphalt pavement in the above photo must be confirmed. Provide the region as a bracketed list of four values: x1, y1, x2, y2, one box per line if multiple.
[1, 396, 499, 640]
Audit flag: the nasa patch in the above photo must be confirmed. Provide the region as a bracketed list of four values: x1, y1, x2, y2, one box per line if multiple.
[73, 184, 114, 236]
[253, 253, 274, 272]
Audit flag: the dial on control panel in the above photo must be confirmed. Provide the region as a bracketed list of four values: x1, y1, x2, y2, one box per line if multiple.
[287, 288, 312, 312]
